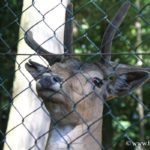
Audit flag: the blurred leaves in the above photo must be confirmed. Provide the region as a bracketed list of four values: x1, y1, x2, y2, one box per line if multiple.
[0, 0, 22, 149]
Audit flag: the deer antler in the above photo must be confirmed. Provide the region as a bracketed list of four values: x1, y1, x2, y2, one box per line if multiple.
[100, 2, 131, 63]
[24, 3, 73, 65]
[25, 31, 63, 65]
[64, 3, 73, 55]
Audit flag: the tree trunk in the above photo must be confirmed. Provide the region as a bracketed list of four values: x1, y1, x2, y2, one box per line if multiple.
[4, 0, 70, 149]
[135, 0, 145, 150]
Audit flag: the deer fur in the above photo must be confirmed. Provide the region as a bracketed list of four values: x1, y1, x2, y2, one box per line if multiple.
[24, 2, 150, 150]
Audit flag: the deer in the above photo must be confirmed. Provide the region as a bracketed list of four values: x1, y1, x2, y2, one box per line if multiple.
[24, 2, 150, 150]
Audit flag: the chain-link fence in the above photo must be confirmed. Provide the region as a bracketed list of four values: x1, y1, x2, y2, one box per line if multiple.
[0, 0, 150, 150]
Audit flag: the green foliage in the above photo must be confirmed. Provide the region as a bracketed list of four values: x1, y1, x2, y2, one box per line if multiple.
[0, 0, 22, 149]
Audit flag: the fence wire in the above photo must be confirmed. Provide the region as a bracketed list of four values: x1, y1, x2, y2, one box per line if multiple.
[0, 0, 150, 150]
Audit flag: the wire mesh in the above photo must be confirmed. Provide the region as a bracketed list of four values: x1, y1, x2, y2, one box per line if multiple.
[0, 0, 150, 150]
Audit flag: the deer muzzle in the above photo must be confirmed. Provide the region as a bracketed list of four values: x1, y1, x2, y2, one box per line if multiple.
[37, 74, 62, 92]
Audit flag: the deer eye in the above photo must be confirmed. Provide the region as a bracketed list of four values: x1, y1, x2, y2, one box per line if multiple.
[92, 77, 103, 88]
[108, 75, 116, 81]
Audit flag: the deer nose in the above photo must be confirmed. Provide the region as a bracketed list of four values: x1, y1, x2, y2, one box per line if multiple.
[49, 76, 62, 91]
[51, 76, 62, 84]
[37, 75, 62, 92]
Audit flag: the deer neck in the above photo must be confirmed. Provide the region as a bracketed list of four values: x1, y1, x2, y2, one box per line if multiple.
[46, 119, 103, 150]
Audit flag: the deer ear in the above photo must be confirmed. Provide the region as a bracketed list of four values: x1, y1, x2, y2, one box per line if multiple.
[25, 60, 48, 80]
[106, 70, 149, 100]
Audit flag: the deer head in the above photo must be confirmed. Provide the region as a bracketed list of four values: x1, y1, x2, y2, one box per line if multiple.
[25, 2, 149, 149]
